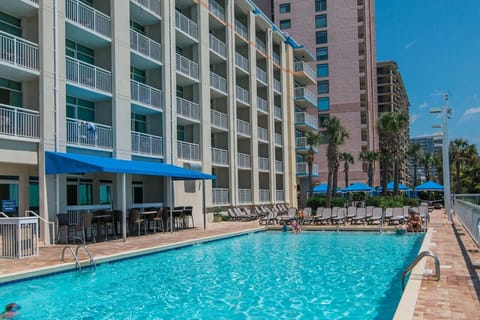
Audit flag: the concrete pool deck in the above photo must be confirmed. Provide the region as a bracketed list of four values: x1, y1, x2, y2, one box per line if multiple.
[0, 209, 478, 319]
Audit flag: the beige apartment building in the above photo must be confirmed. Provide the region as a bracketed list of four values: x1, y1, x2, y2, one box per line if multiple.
[0, 0, 311, 242]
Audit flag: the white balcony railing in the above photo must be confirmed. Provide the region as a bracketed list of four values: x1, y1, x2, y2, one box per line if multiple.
[130, 29, 161, 63]
[295, 112, 318, 130]
[209, 0, 225, 20]
[273, 79, 281, 92]
[294, 61, 316, 80]
[273, 52, 280, 65]
[257, 127, 268, 142]
[66, 57, 112, 93]
[175, 10, 198, 40]
[176, 53, 199, 80]
[0, 31, 39, 71]
[177, 141, 200, 161]
[0, 104, 39, 139]
[276, 190, 285, 201]
[257, 97, 268, 113]
[131, 131, 163, 156]
[131, 0, 161, 17]
[256, 37, 266, 54]
[274, 106, 282, 120]
[237, 153, 251, 169]
[259, 189, 270, 202]
[296, 162, 319, 176]
[275, 160, 283, 173]
[235, 19, 248, 39]
[209, 34, 226, 58]
[235, 52, 249, 73]
[236, 119, 250, 137]
[66, 0, 111, 38]
[256, 67, 267, 83]
[130, 80, 162, 110]
[236, 86, 249, 105]
[238, 189, 251, 203]
[258, 156, 269, 171]
[275, 133, 282, 146]
[210, 110, 228, 130]
[212, 188, 229, 205]
[296, 137, 318, 153]
[294, 86, 316, 104]
[210, 72, 227, 94]
[177, 97, 200, 121]
[211, 147, 228, 166]
[66, 118, 112, 149]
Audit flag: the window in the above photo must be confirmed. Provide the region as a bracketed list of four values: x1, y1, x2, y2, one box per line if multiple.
[132, 181, 143, 204]
[66, 40, 94, 64]
[66, 96, 94, 121]
[316, 47, 328, 60]
[279, 19, 291, 29]
[29, 176, 39, 212]
[130, 20, 145, 34]
[318, 114, 330, 128]
[99, 180, 112, 205]
[176, 86, 184, 98]
[317, 97, 329, 111]
[315, 0, 327, 11]
[0, 78, 22, 107]
[315, 14, 327, 28]
[131, 113, 146, 132]
[130, 67, 146, 83]
[316, 31, 328, 44]
[0, 12, 21, 37]
[0, 175, 19, 216]
[316, 64, 329, 77]
[279, 3, 291, 13]
[177, 125, 185, 141]
[66, 178, 93, 206]
[317, 80, 329, 94]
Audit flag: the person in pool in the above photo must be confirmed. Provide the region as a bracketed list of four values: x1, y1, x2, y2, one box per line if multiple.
[1, 303, 20, 319]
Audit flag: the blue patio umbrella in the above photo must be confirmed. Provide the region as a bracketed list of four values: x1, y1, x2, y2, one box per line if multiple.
[377, 181, 410, 192]
[342, 182, 374, 193]
[414, 181, 444, 192]
[313, 183, 338, 194]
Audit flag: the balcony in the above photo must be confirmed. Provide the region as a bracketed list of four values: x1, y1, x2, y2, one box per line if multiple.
[294, 86, 316, 108]
[66, 118, 112, 150]
[209, 34, 226, 60]
[256, 37, 266, 55]
[295, 112, 318, 131]
[0, 0, 38, 17]
[209, 0, 225, 21]
[65, 0, 111, 47]
[275, 133, 282, 147]
[274, 105, 282, 120]
[276, 190, 285, 201]
[258, 156, 269, 171]
[212, 188, 229, 205]
[237, 153, 251, 169]
[273, 79, 281, 93]
[177, 141, 200, 161]
[235, 52, 249, 74]
[273, 52, 280, 65]
[130, 80, 163, 111]
[130, 0, 161, 24]
[296, 136, 318, 154]
[257, 127, 268, 143]
[211, 147, 228, 166]
[296, 162, 319, 177]
[66, 57, 112, 99]
[131, 131, 163, 157]
[175, 10, 198, 45]
[176, 97, 200, 122]
[210, 72, 227, 96]
[210, 109, 228, 131]
[275, 160, 283, 173]
[176, 53, 199, 84]
[0, 104, 39, 140]
[235, 86, 249, 106]
[238, 189, 251, 203]
[234, 20, 248, 39]
[257, 97, 268, 113]
[236, 119, 250, 137]
[256, 67, 267, 85]
[0, 31, 39, 80]
[130, 29, 162, 68]
[259, 189, 270, 203]
[293, 61, 316, 85]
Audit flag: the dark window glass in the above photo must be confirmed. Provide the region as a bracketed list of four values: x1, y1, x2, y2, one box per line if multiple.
[317, 64, 329, 77]
[279, 19, 291, 29]
[316, 31, 328, 44]
[316, 47, 328, 60]
[315, 0, 327, 11]
[279, 3, 291, 13]
[318, 97, 329, 111]
[317, 80, 329, 94]
[315, 14, 327, 28]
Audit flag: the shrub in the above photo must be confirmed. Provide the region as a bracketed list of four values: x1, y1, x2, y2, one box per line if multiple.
[306, 196, 346, 210]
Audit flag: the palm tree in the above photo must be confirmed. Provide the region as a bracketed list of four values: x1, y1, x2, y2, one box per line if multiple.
[339, 152, 354, 188]
[421, 152, 434, 182]
[408, 143, 422, 187]
[358, 150, 379, 187]
[377, 112, 408, 195]
[322, 117, 350, 207]
[305, 130, 322, 199]
[449, 138, 468, 193]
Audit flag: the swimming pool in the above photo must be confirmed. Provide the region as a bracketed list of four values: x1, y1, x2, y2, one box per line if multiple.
[0, 231, 423, 319]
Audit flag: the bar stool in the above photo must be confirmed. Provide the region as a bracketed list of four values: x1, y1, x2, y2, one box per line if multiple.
[128, 209, 144, 236]
[152, 208, 165, 233]
[173, 206, 185, 230]
[56, 213, 70, 244]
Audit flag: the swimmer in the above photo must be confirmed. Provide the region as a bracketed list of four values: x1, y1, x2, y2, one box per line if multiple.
[1, 303, 20, 319]
[282, 223, 289, 232]
[291, 221, 301, 233]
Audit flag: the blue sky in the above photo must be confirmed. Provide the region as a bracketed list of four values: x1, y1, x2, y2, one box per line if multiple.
[376, 0, 480, 147]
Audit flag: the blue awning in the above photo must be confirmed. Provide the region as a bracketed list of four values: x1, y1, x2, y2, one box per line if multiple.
[45, 151, 215, 180]
[342, 182, 374, 192]
[414, 181, 443, 191]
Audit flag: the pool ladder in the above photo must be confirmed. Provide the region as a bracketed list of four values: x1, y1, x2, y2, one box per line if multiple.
[401, 250, 440, 291]
[61, 237, 96, 271]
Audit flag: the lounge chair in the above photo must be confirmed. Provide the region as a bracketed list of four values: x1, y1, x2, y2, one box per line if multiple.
[313, 207, 331, 224]
[259, 210, 278, 225]
[233, 207, 256, 221]
[331, 207, 346, 224]
[367, 207, 383, 224]
[278, 207, 296, 225]
[418, 206, 429, 223]
[384, 207, 394, 224]
[351, 207, 367, 224]
[345, 206, 357, 222]
[366, 206, 374, 220]
[389, 207, 405, 224]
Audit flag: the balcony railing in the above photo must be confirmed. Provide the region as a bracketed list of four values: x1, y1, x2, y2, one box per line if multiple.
[175, 10, 198, 40]
[276, 190, 285, 201]
[212, 188, 229, 205]
[176, 53, 198, 80]
[235, 52, 249, 73]
[131, 131, 163, 156]
[256, 37, 266, 54]
[295, 112, 318, 130]
[273, 79, 281, 92]
[256, 67, 267, 83]
[0, 104, 39, 139]
[208, 0, 225, 20]
[66, 57, 112, 93]
[235, 19, 248, 39]
[211, 147, 228, 166]
[209, 34, 226, 58]
[238, 189, 251, 203]
[257, 127, 268, 142]
[294, 61, 316, 80]
[274, 106, 282, 119]
[275, 133, 282, 146]
[294, 86, 316, 104]
[258, 156, 269, 171]
[131, 0, 161, 17]
[275, 160, 283, 173]
[66, 0, 111, 38]
[237, 153, 251, 169]
[297, 162, 319, 176]
[273, 52, 280, 65]
[130, 29, 161, 63]
[210, 109, 228, 130]
[259, 189, 270, 202]
[257, 97, 268, 113]
[177, 97, 200, 121]
[66, 118, 112, 149]
[130, 80, 162, 110]
[236, 119, 250, 137]
[0, 31, 39, 71]
[177, 141, 200, 161]
[296, 136, 318, 153]
[236, 86, 249, 105]
[210, 72, 227, 94]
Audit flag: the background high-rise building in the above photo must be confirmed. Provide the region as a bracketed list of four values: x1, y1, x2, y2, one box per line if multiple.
[409, 135, 442, 184]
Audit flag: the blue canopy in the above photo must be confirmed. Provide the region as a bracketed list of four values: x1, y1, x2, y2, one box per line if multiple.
[342, 182, 374, 192]
[313, 183, 340, 193]
[45, 151, 215, 180]
[414, 181, 444, 191]
[377, 181, 411, 192]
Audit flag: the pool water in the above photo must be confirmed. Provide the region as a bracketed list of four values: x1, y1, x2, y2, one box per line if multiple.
[0, 231, 423, 319]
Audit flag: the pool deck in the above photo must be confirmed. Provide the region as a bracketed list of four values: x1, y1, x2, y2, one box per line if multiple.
[0, 209, 479, 319]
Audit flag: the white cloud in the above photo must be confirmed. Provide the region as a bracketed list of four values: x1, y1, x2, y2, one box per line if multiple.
[460, 107, 480, 121]
[419, 102, 428, 109]
[410, 114, 419, 123]
[404, 40, 416, 49]
[430, 90, 445, 97]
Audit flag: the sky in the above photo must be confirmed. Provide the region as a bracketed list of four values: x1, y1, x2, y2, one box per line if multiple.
[375, 0, 480, 148]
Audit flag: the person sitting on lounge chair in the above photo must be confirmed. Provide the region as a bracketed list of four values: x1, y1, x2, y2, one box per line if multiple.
[407, 208, 422, 232]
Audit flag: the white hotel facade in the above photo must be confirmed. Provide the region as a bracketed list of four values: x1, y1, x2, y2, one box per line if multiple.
[0, 0, 316, 241]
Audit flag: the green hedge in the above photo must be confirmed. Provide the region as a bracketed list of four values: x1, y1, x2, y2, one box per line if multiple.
[306, 196, 345, 211]
[365, 195, 418, 209]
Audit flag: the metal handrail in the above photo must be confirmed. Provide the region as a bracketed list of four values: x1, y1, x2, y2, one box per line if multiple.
[0, 212, 9, 218]
[402, 250, 440, 291]
[25, 210, 55, 245]
[61, 246, 81, 270]
[75, 237, 96, 269]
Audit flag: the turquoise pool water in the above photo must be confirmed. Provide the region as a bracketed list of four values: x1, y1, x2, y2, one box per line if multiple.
[0, 231, 423, 319]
